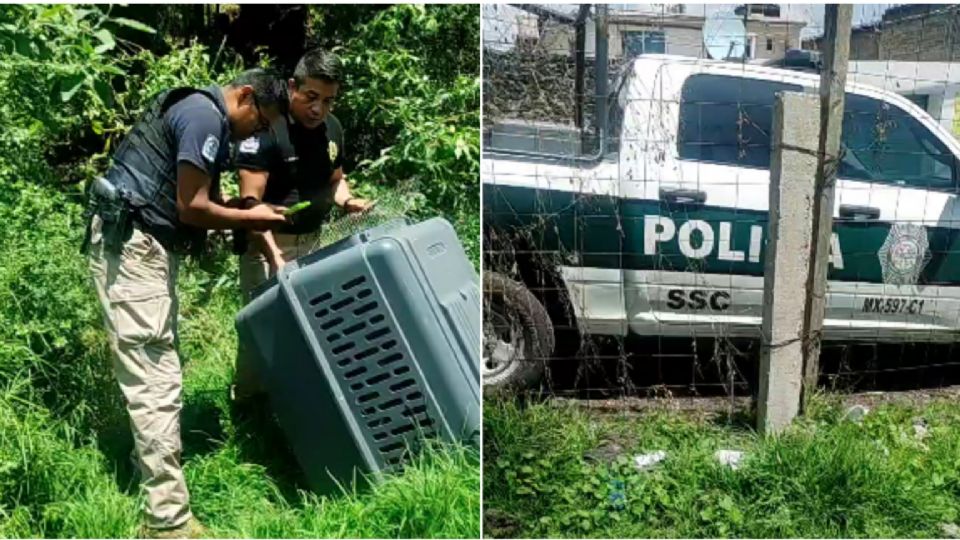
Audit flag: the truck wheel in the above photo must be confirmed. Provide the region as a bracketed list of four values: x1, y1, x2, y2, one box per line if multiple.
[483, 272, 555, 394]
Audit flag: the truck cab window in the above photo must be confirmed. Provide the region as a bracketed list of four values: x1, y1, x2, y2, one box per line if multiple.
[841, 93, 956, 191]
[678, 74, 801, 169]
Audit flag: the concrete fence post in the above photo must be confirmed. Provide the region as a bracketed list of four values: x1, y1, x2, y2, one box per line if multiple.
[757, 91, 821, 435]
[802, 4, 852, 401]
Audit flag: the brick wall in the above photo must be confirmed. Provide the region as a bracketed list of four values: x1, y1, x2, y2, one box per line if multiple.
[849, 29, 881, 60]
[835, 6, 960, 61]
[877, 8, 960, 61]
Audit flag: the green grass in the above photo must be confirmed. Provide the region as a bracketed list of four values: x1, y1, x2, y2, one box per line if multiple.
[0, 6, 479, 535]
[484, 396, 960, 538]
[0, 184, 480, 539]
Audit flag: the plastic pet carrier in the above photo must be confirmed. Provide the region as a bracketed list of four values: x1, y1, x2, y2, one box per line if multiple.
[235, 217, 480, 492]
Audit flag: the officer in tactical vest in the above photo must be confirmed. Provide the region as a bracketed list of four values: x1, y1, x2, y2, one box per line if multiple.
[83, 69, 289, 538]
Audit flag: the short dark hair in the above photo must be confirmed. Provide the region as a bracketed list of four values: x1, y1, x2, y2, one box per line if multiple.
[229, 68, 288, 114]
[293, 48, 341, 86]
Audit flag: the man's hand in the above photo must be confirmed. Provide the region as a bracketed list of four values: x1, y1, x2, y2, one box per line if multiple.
[343, 197, 376, 213]
[268, 253, 287, 274]
[177, 163, 285, 231]
[245, 204, 287, 230]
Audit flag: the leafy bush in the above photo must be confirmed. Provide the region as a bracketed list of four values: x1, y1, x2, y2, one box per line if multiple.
[313, 4, 480, 263]
[0, 5, 480, 537]
[0, 6, 152, 184]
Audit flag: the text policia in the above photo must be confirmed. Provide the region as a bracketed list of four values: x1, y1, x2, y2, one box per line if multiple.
[644, 214, 844, 268]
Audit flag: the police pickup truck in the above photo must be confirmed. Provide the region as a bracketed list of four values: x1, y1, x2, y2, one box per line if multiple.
[483, 54, 960, 391]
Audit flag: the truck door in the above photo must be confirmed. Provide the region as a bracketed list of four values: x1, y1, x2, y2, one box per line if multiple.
[626, 72, 803, 338]
[831, 90, 960, 340]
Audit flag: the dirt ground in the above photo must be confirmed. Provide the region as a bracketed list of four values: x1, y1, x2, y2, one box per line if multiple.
[549, 384, 960, 419]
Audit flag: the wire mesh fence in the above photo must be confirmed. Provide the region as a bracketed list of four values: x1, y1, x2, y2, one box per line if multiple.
[308, 184, 423, 251]
[482, 3, 960, 408]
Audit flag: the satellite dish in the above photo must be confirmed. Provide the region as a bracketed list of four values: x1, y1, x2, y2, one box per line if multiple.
[703, 11, 747, 61]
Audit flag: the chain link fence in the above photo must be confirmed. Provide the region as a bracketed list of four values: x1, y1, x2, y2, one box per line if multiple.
[482, 3, 960, 407]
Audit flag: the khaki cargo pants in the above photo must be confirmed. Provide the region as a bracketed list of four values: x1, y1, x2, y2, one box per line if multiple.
[87, 216, 191, 530]
[234, 231, 323, 397]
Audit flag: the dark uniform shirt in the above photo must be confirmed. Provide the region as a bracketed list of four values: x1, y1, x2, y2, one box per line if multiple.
[234, 114, 344, 234]
[106, 86, 231, 252]
[166, 91, 231, 203]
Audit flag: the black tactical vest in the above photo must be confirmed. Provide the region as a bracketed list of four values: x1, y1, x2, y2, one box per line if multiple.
[105, 85, 227, 254]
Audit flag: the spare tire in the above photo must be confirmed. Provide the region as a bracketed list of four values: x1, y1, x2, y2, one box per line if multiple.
[483, 272, 555, 394]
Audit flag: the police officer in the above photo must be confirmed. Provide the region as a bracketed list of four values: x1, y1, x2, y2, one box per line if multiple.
[234, 48, 373, 298]
[84, 69, 288, 538]
[230, 49, 373, 400]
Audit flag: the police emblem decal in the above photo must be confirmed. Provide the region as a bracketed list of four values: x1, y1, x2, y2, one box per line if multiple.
[878, 223, 931, 285]
[328, 141, 338, 163]
[201, 134, 220, 163]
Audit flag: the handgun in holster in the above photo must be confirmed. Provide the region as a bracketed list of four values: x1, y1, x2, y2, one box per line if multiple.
[80, 177, 135, 255]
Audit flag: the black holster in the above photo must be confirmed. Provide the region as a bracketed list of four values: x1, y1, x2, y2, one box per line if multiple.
[80, 177, 135, 255]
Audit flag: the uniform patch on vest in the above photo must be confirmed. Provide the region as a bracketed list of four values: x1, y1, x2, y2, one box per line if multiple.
[239, 137, 260, 154]
[201, 134, 220, 163]
[328, 141, 338, 163]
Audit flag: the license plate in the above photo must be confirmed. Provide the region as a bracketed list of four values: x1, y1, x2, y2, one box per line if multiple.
[861, 297, 925, 315]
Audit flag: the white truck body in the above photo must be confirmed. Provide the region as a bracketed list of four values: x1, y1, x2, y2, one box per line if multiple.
[483, 55, 960, 344]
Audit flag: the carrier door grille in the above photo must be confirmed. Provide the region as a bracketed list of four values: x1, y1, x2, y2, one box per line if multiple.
[308, 274, 437, 466]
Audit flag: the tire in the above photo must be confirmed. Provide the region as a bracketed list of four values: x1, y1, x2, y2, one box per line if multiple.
[483, 272, 555, 394]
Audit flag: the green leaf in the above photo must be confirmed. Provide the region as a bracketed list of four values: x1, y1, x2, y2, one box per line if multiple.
[12, 35, 34, 57]
[109, 16, 156, 34]
[59, 73, 86, 102]
[93, 78, 113, 107]
[100, 64, 124, 76]
[93, 29, 115, 53]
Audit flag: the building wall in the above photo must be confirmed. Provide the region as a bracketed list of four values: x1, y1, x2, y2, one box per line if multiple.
[609, 23, 702, 58]
[828, 6, 960, 62]
[877, 8, 960, 62]
[745, 19, 804, 60]
[849, 29, 881, 60]
[848, 60, 960, 134]
[539, 19, 577, 55]
[541, 18, 802, 61]
[540, 20, 702, 58]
